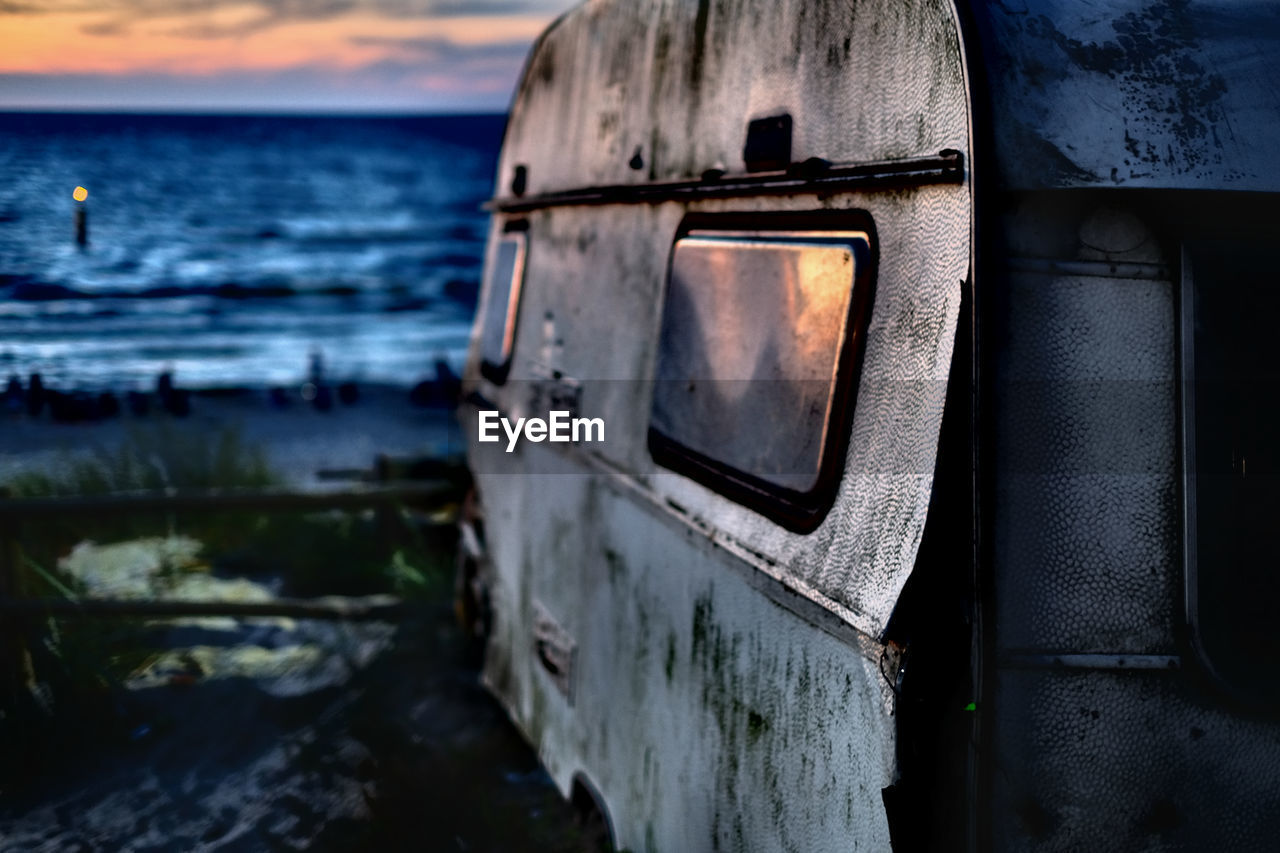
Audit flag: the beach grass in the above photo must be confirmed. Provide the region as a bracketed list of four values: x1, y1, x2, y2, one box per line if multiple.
[4, 421, 274, 497]
[4, 423, 278, 600]
[4, 423, 453, 598]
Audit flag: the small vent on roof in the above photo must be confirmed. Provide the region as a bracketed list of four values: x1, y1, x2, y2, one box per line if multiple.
[743, 114, 793, 172]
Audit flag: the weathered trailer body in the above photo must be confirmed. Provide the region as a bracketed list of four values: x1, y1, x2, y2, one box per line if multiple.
[459, 1, 1280, 849]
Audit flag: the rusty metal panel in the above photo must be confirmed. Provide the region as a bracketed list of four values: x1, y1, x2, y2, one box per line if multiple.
[462, 0, 972, 849]
[984, 193, 1280, 850]
[992, 268, 1179, 654]
[971, 0, 1280, 191]
[470, 182, 967, 639]
[471, 459, 900, 852]
[992, 669, 1280, 850]
[470, 0, 971, 641]
[498, 0, 969, 195]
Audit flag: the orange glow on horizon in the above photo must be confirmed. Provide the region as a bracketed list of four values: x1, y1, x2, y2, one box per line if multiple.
[0, 11, 551, 76]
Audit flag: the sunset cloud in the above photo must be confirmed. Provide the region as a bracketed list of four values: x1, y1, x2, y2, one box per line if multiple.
[0, 0, 576, 111]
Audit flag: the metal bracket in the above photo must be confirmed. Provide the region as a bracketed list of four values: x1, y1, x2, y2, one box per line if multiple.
[532, 600, 577, 703]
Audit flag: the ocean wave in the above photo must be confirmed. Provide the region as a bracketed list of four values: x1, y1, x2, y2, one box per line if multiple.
[0, 112, 498, 389]
[0, 278, 455, 303]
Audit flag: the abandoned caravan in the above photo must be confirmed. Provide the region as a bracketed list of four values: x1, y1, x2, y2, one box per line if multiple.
[457, 0, 1280, 849]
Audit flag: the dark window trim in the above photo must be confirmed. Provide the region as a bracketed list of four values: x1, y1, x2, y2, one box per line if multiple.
[1178, 242, 1206, 688]
[1179, 238, 1280, 710]
[648, 210, 878, 533]
[480, 219, 530, 385]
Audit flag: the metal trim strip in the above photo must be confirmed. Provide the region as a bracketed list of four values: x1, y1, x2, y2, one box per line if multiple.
[486, 151, 965, 212]
[1000, 653, 1182, 671]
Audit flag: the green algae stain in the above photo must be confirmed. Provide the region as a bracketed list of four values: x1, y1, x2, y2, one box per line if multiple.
[664, 633, 677, 684]
[691, 592, 713, 663]
[747, 710, 771, 744]
[604, 547, 624, 583]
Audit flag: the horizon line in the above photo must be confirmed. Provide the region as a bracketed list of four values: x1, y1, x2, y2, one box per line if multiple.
[0, 106, 509, 118]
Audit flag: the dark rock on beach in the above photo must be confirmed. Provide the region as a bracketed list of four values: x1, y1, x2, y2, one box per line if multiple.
[409, 360, 462, 410]
[25, 373, 44, 417]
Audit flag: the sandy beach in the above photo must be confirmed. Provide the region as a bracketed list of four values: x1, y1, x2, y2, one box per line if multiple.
[0, 611, 588, 852]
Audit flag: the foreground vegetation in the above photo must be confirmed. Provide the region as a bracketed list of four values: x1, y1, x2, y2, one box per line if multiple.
[0, 426, 455, 777]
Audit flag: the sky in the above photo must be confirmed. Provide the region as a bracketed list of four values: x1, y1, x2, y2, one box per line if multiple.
[0, 0, 580, 112]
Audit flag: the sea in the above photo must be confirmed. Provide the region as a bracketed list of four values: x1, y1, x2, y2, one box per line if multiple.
[0, 112, 504, 393]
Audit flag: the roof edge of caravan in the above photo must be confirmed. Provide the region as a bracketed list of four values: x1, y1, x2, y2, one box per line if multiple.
[498, 0, 1280, 197]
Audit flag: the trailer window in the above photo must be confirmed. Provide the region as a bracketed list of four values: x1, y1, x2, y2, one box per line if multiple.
[1184, 240, 1280, 702]
[649, 215, 874, 531]
[480, 225, 527, 384]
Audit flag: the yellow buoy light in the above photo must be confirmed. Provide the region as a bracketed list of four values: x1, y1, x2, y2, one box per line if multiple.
[72, 186, 88, 202]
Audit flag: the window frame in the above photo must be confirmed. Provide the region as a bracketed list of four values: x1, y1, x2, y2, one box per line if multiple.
[1177, 238, 1280, 707]
[479, 219, 529, 385]
[648, 210, 877, 533]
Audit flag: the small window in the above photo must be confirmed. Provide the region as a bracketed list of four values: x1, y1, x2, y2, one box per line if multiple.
[649, 213, 875, 531]
[480, 223, 528, 384]
[1183, 239, 1280, 703]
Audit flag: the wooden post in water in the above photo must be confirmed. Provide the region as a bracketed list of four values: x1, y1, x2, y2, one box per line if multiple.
[72, 185, 88, 248]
